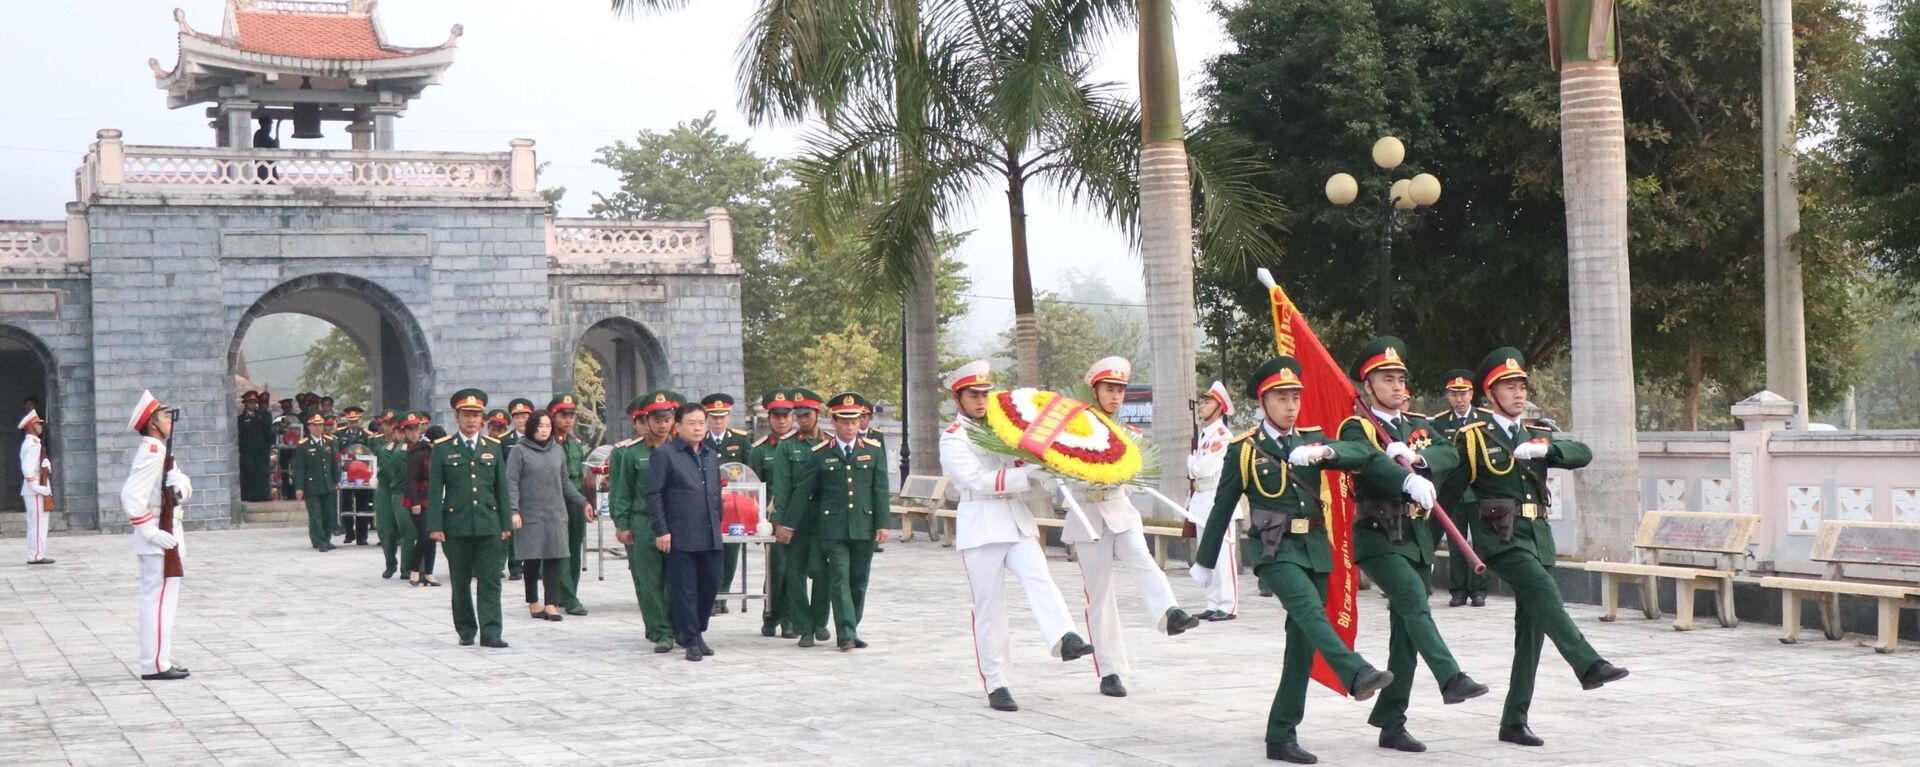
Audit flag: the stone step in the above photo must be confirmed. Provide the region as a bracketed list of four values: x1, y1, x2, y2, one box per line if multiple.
[241, 500, 307, 528]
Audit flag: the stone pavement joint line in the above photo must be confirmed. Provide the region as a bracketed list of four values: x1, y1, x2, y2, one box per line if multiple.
[2, 528, 1916, 765]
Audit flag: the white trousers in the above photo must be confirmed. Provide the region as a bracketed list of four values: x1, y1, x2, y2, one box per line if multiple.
[960, 538, 1076, 693]
[22, 494, 48, 562]
[137, 555, 180, 676]
[1071, 526, 1179, 678]
[1199, 524, 1241, 615]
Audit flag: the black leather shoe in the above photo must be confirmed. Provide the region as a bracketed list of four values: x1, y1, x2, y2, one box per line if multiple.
[1258, 586, 1274, 597]
[1195, 610, 1219, 621]
[1499, 724, 1544, 746]
[1441, 672, 1490, 704]
[566, 605, 588, 616]
[508, 573, 523, 581]
[988, 687, 1018, 712]
[1058, 632, 1094, 662]
[853, 639, 868, 649]
[1100, 674, 1127, 697]
[816, 629, 831, 641]
[1580, 660, 1629, 690]
[140, 668, 190, 681]
[1210, 612, 1238, 622]
[382, 565, 397, 579]
[838, 640, 854, 652]
[798, 635, 815, 648]
[1448, 593, 1468, 607]
[1266, 741, 1316, 763]
[1470, 594, 1487, 607]
[699, 641, 715, 657]
[28, 558, 54, 565]
[761, 624, 776, 637]
[653, 639, 674, 654]
[780, 631, 800, 639]
[1348, 668, 1395, 701]
[480, 637, 509, 648]
[458, 637, 475, 646]
[169, 666, 190, 675]
[685, 646, 703, 662]
[1378, 725, 1426, 752]
[713, 602, 729, 615]
[1165, 607, 1201, 636]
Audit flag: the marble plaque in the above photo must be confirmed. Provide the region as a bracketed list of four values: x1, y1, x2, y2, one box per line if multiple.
[1826, 523, 1920, 566]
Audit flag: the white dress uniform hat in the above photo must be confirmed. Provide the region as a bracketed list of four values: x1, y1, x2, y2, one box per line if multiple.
[18, 410, 40, 430]
[129, 390, 163, 433]
[1204, 381, 1234, 416]
[1084, 356, 1131, 387]
[944, 359, 994, 393]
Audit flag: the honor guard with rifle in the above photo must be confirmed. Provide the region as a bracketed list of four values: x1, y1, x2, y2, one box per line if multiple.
[124, 391, 193, 680]
[18, 410, 53, 565]
[1188, 381, 1236, 620]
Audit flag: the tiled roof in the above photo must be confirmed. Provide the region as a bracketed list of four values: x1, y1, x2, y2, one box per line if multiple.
[230, 10, 408, 60]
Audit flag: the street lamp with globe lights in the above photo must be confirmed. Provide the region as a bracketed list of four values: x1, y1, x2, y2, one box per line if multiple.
[1325, 137, 1442, 334]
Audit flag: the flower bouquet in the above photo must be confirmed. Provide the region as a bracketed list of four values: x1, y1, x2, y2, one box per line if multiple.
[964, 388, 1159, 487]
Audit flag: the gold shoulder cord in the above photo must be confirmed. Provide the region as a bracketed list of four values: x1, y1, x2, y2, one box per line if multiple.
[1240, 440, 1291, 499]
[1469, 426, 1516, 479]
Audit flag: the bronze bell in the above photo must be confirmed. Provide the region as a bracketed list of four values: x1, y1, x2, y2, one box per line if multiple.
[291, 78, 323, 139]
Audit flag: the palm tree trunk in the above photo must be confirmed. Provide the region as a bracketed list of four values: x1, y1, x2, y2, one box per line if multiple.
[1008, 170, 1041, 388]
[1683, 339, 1703, 430]
[1138, 0, 1194, 503]
[1560, 56, 1641, 561]
[904, 232, 941, 475]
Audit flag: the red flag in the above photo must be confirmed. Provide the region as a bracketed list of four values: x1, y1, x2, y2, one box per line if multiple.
[1267, 281, 1360, 695]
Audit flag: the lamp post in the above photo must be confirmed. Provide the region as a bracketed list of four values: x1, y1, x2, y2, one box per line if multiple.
[1325, 137, 1442, 334]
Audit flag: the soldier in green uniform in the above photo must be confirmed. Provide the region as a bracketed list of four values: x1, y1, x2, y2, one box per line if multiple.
[426, 389, 513, 648]
[506, 399, 535, 450]
[802, 393, 892, 651]
[854, 402, 889, 554]
[750, 390, 814, 640]
[485, 408, 523, 580]
[375, 410, 419, 579]
[335, 406, 371, 450]
[1431, 368, 1489, 607]
[789, 387, 835, 642]
[610, 391, 683, 653]
[1336, 338, 1489, 753]
[702, 393, 753, 614]
[1192, 357, 1397, 765]
[549, 394, 593, 616]
[237, 391, 274, 501]
[289, 412, 339, 552]
[1456, 348, 1629, 747]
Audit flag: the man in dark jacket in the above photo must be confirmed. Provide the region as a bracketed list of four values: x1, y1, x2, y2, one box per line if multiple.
[644, 401, 725, 662]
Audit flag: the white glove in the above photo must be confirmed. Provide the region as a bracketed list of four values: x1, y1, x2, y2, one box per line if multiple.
[1402, 474, 1437, 510]
[1287, 445, 1330, 466]
[167, 471, 193, 502]
[1384, 441, 1417, 466]
[30, 482, 51, 497]
[1189, 563, 1213, 588]
[1512, 440, 1548, 461]
[138, 522, 179, 551]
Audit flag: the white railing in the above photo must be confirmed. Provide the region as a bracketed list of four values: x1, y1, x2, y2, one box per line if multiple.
[548, 208, 733, 265]
[0, 222, 66, 260]
[78, 130, 539, 202]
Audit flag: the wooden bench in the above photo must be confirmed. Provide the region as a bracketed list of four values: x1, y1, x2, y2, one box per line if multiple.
[1759, 520, 1920, 653]
[1583, 511, 1758, 630]
[889, 475, 949, 543]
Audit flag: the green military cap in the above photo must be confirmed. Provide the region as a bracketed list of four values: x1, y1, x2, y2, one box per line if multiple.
[1442, 368, 1474, 392]
[548, 393, 578, 413]
[342, 406, 366, 417]
[1475, 347, 1530, 395]
[760, 389, 795, 413]
[827, 392, 870, 418]
[377, 409, 397, 424]
[701, 393, 736, 414]
[450, 388, 488, 412]
[303, 412, 326, 425]
[1249, 356, 1306, 398]
[405, 410, 430, 427]
[1348, 336, 1409, 382]
[486, 408, 508, 425]
[791, 387, 824, 412]
[637, 390, 687, 417]
[508, 398, 536, 416]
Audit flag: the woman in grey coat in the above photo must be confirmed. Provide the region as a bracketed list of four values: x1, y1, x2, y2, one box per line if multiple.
[507, 410, 586, 621]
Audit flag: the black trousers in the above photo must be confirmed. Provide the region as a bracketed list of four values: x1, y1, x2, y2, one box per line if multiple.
[664, 548, 720, 645]
[405, 509, 438, 575]
[523, 557, 564, 606]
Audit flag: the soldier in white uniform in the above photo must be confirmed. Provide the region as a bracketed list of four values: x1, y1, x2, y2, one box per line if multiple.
[123, 390, 193, 681]
[18, 410, 53, 565]
[1188, 381, 1239, 620]
[937, 359, 1095, 712]
[1062, 357, 1201, 698]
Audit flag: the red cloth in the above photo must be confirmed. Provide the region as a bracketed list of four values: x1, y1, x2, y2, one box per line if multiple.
[345, 459, 372, 484]
[722, 491, 759, 531]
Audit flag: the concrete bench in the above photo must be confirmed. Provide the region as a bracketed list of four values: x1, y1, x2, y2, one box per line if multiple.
[1759, 520, 1920, 653]
[1583, 511, 1757, 630]
[889, 475, 949, 543]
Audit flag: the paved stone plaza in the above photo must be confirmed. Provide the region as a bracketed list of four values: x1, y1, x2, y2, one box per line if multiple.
[2, 527, 1916, 766]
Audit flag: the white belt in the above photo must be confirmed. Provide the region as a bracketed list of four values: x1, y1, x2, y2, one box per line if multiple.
[960, 491, 1016, 502]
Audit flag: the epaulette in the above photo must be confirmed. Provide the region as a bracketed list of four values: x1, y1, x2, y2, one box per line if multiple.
[863, 438, 883, 448]
[615, 437, 640, 448]
[432, 435, 453, 444]
[1297, 425, 1323, 432]
[752, 435, 770, 447]
[482, 435, 500, 444]
[1233, 427, 1260, 443]
[1404, 411, 1428, 420]
[811, 440, 832, 452]
[945, 423, 964, 434]
[731, 428, 749, 436]
[1476, 407, 1494, 414]
[1457, 421, 1489, 432]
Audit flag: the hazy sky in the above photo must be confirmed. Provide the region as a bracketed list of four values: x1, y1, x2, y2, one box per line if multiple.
[0, 0, 1230, 342]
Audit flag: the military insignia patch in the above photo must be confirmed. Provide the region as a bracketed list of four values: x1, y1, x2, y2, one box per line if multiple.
[481, 453, 494, 460]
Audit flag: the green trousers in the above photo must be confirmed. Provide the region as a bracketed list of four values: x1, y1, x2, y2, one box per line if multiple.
[771, 536, 813, 635]
[304, 492, 334, 550]
[624, 535, 675, 644]
[375, 488, 406, 571]
[817, 539, 875, 642]
[1261, 563, 1377, 745]
[1357, 553, 1463, 729]
[808, 537, 832, 635]
[1442, 503, 1489, 598]
[1484, 548, 1603, 728]
[557, 501, 586, 610]
[442, 535, 505, 642]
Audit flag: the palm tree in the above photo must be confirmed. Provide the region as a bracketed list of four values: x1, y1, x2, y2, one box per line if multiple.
[1133, 0, 1197, 501]
[1548, 0, 1640, 560]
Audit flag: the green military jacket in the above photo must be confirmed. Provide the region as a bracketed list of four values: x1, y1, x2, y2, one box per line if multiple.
[709, 428, 753, 466]
[334, 426, 371, 451]
[751, 432, 818, 532]
[804, 437, 891, 541]
[609, 436, 670, 532]
[1195, 425, 1380, 575]
[288, 436, 339, 496]
[497, 430, 520, 458]
[1453, 413, 1593, 567]
[425, 432, 512, 538]
[238, 411, 273, 455]
[1336, 412, 1458, 566]
[374, 439, 410, 498]
[1429, 408, 1481, 509]
[558, 433, 588, 513]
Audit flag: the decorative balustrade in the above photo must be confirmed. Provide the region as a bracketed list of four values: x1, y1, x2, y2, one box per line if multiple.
[77, 130, 538, 202]
[547, 208, 734, 267]
[0, 217, 86, 270]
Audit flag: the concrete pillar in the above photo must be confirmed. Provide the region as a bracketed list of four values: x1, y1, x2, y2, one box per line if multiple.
[705, 207, 734, 262]
[221, 102, 259, 150]
[509, 139, 537, 198]
[371, 107, 400, 150]
[1761, 0, 1809, 428]
[1730, 390, 1793, 564]
[64, 203, 88, 263]
[95, 129, 125, 185]
[347, 121, 374, 151]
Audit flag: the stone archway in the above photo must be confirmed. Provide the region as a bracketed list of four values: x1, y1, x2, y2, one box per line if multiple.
[0, 324, 56, 513]
[228, 273, 435, 416]
[574, 317, 669, 443]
